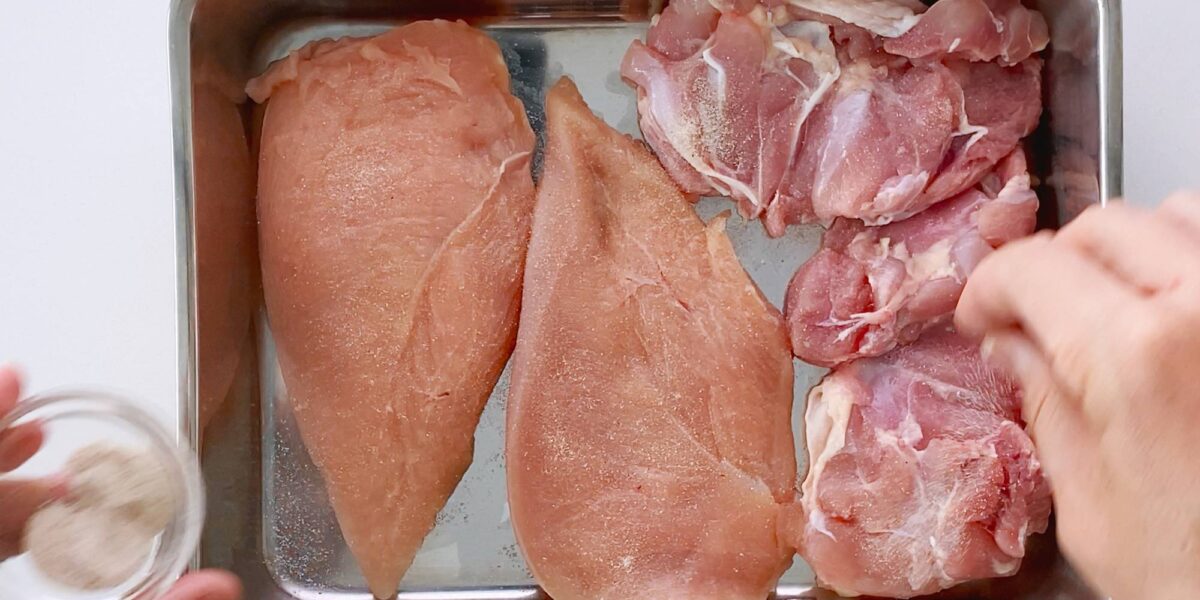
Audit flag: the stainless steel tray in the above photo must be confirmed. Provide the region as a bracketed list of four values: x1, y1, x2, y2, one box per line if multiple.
[169, 1, 1122, 598]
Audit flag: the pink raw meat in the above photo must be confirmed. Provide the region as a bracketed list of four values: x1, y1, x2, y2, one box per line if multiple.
[784, 149, 1037, 367]
[621, 0, 840, 218]
[916, 57, 1044, 207]
[790, 328, 1052, 598]
[767, 53, 1042, 233]
[249, 22, 535, 597]
[765, 58, 963, 233]
[776, 0, 928, 38]
[629, 1, 1044, 235]
[784, 0, 1048, 65]
[192, 60, 258, 432]
[885, 0, 1049, 65]
[507, 79, 796, 600]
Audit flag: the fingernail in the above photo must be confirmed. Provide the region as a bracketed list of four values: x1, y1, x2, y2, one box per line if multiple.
[980, 336, 997, 363]
[980, 334, 1020, 377]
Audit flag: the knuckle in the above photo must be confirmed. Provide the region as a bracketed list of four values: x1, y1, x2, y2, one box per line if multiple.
[1124, 310, 1181, 360]
[1024, 229, 1056, 246]
[963, 247, 1010, 291]
[1144, 298, 1200, 366]
[1047, 337, 1091, 386]
[1160, 189, 1200, 212]
[1061, 204, 1107, 233]
[1058, 203, 1134, 244]
[986, 232, 1051, 269]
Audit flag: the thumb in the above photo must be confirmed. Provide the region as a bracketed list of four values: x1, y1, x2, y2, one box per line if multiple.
[981, 331, 1102, 495]
[979, 328, 1120, 600]
[0, 476, 69, 558]
[162, 570, 243, 600]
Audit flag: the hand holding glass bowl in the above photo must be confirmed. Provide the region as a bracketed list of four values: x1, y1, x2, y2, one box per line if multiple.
[0, 364, 241, 600]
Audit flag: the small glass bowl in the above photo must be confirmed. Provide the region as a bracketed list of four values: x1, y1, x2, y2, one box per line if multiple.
[0, 390, 204, 600]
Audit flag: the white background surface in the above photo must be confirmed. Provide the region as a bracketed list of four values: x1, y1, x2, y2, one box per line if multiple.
[0, 1, 1197, 423]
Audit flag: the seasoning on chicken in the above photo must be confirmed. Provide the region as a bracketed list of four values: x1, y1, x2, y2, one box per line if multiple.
[626, 0, 1045, 235]
[918, 57, 1043, 205]
[791, 328, 1052, 598]
[784, 149, 1037, 366]
[248, 21, 535, 598]
[506, 78, 796, 600]
[621, 0, 840, 219]
[886, 0, 1048, 64]
[784, 0, 1048, 65]
[765, 59, 963, 231]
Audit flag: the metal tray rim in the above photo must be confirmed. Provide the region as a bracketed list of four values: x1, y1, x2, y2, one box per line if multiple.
[168, 0, 1125, 596]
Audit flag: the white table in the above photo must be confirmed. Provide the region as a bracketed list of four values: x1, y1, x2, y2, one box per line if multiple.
[0, 0, 1196, 424]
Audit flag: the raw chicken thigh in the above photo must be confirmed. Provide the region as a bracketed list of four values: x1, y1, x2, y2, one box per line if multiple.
[506, 79, 796, 600]
[779, 0, 928, 38]
[768, 54, 1041, 232]
[249, 21, 535, 598]
[785, 149, 1037, 366]
[893, 0, 1047, 65]
[625, 0, 1045, 234]
[765, 58, 963, 231]
[621, 0, 840, 218]
[617, 1, 1053, 597]
[788, 0, 1051, 65]
[791, 329, 1052, 598]
[917, 57, 1044, 209]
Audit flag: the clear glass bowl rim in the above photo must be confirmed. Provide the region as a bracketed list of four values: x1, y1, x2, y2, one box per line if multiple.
[0, 389, 205, 600]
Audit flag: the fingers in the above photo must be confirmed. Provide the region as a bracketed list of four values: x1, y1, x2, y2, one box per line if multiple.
[956, 233, 1139, 399]
[0, 421, 44, 471]
[979, 330, 1118, 598]
[1157, 190, 1200, 240]
[1056, 203, 1200, 294]
[0, 364, 21, 416]
[0, 364, 43, 472]
[980, 331, 1104, 508]
[162, 570, 244, 600]
[0, 477, 69, 558]
[982, 331, 1084, 445]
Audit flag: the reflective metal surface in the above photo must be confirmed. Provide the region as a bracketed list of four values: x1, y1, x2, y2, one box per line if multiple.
[169, 1, 1122, 598]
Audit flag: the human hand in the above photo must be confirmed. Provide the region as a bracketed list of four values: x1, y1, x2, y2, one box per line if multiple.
[1, 365, 242, 599]
[0, 364, 66, 559]
[162, 570, 243, 600]
[955, 192, 1200, 600]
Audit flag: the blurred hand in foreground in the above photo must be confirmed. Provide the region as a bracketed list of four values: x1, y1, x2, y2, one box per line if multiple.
[162, 570, 243, 600]
[0, 364, 242, 600]
[0, 364, 62, 559]
[957, 192, 1200, 600]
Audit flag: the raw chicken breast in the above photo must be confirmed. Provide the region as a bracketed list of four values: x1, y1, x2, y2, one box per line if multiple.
[791, 329, 1051, 598]
[784, 149, 1037, 366]
[507, 79, 795, 600]
[248, 21, 535, 598]
[193, 60, 258, 431]
[621, 0, 840, 218]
